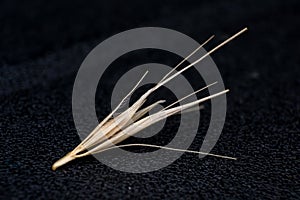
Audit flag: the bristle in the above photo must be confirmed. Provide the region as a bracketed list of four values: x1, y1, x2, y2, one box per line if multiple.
[162, 81, 218, 110]
[90, 143, 237, 160]
[159, 35, 215, 83]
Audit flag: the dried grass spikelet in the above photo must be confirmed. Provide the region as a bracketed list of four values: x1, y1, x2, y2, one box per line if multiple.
[52, 28, 248, 170]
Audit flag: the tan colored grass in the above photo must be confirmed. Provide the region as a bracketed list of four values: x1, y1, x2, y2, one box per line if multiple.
[52, 28, 247, 170]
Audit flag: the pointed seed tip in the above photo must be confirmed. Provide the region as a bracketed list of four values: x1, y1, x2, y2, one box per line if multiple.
[52, 164, 57, 171]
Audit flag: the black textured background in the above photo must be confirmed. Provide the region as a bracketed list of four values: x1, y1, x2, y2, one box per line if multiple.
[0, 0, 299, 199]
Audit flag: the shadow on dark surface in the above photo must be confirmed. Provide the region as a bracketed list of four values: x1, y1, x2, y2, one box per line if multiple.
[0, 0, 299, 199]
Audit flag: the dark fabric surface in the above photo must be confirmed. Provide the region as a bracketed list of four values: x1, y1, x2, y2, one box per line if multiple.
[0, 0, 299, 199]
